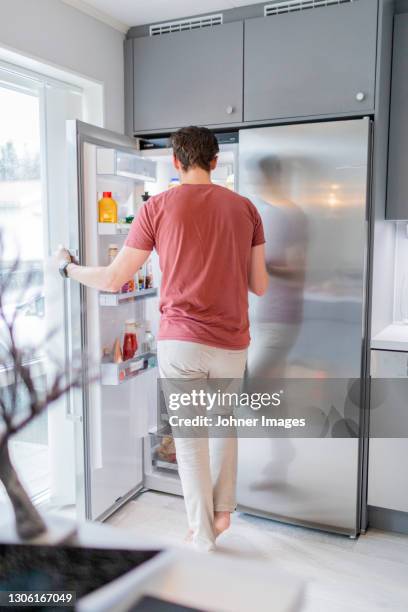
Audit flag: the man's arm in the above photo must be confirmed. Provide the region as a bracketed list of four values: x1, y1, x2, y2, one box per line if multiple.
[248, 243, 269, 296]
[58, 246, 151, 292]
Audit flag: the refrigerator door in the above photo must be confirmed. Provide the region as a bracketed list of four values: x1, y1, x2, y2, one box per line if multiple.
[66, 121, 156, 520]
[237, 119, 371, 535]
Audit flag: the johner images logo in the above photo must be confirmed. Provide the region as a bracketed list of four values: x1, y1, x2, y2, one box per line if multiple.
[157, 378, 374, 438]
[165, 388, 307, 430]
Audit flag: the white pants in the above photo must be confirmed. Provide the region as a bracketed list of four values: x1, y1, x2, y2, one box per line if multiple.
[157, 340, 247, 551]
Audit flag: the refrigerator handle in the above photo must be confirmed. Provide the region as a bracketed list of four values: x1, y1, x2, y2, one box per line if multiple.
[63, 248, 82, 422]
[68, 248, 80, 265]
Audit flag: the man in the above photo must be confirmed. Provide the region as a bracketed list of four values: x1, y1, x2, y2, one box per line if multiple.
[57, 126, 268, 551]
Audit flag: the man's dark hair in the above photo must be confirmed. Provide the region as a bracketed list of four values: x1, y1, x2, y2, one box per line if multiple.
[171, 126, 219, 172]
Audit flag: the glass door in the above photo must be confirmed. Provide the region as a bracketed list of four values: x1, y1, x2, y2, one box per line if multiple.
[0, 65, 84, 520]
[0, 72, 46, 513]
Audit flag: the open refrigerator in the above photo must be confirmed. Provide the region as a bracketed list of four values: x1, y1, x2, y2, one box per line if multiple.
[66, 119, 370, 535]
[66, 121, 237, 520]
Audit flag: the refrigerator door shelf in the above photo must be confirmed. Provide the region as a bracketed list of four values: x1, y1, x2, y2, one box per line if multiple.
[98, 223, 131, 236]
[96, 147, 157, 183]
[99, 287, 157, 306]
[101, 352, 157, 385]
[153, 457, 178, 473]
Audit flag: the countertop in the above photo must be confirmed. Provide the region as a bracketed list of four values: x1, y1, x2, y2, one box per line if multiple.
[0, 513, 304, 612]
[371, 323, 408, 352]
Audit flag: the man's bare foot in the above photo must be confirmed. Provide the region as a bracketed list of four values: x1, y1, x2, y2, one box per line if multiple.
[214, 511, 231, 537]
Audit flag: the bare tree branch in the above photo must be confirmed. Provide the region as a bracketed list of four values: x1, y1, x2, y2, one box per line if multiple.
[0, 231, 100, 540]
[0, 232, 98, 449]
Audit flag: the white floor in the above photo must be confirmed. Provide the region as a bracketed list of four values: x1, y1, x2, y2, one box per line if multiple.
[107, 490, 408, 612]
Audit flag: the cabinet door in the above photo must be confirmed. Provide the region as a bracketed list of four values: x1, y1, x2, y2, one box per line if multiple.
[132, 22, 243, 132]
[244, 0, 377, 122]
[386, 14, 408, 220]
[368, 351, 408, 513]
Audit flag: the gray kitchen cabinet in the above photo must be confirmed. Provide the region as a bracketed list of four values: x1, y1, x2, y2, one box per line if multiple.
[244, 0, 377, 122]
[386, 14, 408, 219]
[131, 22, 243, 133]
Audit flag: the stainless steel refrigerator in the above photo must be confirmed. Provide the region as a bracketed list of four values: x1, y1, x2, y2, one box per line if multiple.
[66, 118, 371, 535]
[236, 119, 371, 537]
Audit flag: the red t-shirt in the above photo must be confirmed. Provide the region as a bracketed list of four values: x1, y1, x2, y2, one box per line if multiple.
[125, 184, 265, 349]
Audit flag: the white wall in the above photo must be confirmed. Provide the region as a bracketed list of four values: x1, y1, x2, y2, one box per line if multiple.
[0, 0, 125, 132]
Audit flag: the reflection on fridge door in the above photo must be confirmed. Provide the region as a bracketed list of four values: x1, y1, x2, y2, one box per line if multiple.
[237, 119, 371, 536]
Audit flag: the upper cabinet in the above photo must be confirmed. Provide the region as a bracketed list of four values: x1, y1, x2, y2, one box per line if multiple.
[131, 22, 243, 133]
[244, 0, 378, 123]
[125, 1, 382, 133]
[386, 14, 408, 220]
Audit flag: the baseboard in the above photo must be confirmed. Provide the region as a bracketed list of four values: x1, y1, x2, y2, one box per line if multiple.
[368, 505, 408, 535]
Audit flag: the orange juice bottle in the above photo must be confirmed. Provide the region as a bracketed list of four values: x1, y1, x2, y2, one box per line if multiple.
[98, 192, 118, 223]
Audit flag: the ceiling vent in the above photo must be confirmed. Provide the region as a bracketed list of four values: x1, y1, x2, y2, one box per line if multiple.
[264, 0, 355, 16]
[150, 13, 223, 36]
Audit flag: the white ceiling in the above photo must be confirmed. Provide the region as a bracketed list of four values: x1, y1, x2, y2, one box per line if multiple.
[63, 0, 266, 31]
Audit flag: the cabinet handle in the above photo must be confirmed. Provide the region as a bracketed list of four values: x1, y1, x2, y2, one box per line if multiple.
[356, 92, 365, 102]
[226, 105, 234, 115]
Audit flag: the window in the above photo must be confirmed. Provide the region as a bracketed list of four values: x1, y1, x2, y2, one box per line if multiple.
[0, 62, 84, 510]
[0, 72, 43, 354]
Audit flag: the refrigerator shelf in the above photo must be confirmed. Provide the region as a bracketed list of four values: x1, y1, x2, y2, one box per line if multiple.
[150, 432, 178, 472]
[98, 222, 131, 235]
[99, 287, 157, 306]
[148, 423, 174, 436]
[152, 457, 178, 472]
[100, 351, 156, 385]
[96, 147, 156, 182]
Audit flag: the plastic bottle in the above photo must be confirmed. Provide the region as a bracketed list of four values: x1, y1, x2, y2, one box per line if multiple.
[145, 259, 153, 289]
[118, 203, 129, 224]
[108, 244, 133, 293]
[98, 192, 118, 223]
[112, 338, 123, 363]
[108, 244, 118, 263]
[138, 266, 145, 291]
[123, 320, 138, 361]
[226, 174, 235, 191]
[143, 323, 156, 353]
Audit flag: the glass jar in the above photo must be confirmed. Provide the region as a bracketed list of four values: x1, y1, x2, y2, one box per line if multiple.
[123, 319, 138, 361]
[143, 324, 156, 353]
